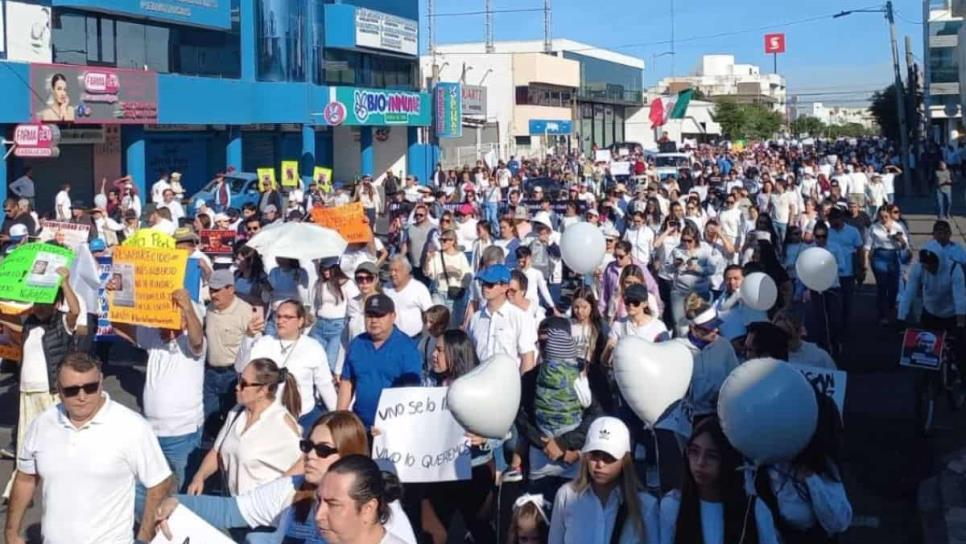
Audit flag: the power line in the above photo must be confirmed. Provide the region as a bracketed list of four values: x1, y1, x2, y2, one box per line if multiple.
[790, 90, 880, 96]
[432, 8, 543, 17]
[893, 10, 923, 25]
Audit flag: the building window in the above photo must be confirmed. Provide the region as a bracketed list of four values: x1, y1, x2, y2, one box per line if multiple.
[255, 0, 308, 82]
[514, 84, 574, 107]
[322, 49, 415, 89]
[929, 47, 959, 84]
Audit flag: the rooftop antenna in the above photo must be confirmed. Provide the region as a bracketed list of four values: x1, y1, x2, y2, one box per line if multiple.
[485, 0, 495, 53]
[543, 0, 552, 53]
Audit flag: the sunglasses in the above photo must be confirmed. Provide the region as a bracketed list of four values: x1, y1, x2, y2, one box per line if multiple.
[623, 298, 643, 307]
[414, 214, 426, 219]
[238, 379, 264, 389]
[355, 274, 375, 284]
[299, 439, 339, 458]
[480, 281, 500, 289]
[60, 381, 100, 398]
[814, 234, 828, 240]
[682, 238, 696, 244]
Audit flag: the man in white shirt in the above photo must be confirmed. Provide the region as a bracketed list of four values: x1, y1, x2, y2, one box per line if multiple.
[5, 353, 172, 544]
[151, 173, 171, 205]
[160, 188, 185, 224]
[54, 184, 71, 221]
[467, 264, 537, 372]
[384, 256, 432, 337]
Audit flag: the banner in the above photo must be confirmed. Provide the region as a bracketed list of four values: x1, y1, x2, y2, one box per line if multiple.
[331, 87, 431, 126]
[789, 363, 847, 417]
[610, 161, 631, 176]
[313, 167, 334, 193]
[280, 160, 300, 188]
[311, 203, 372, 243]
[122, 228, 175, 249]
[199, 229, 236, 255]
[899, 329, 945, 371]
[371, 387, 472, 483]
[257, 168, 277, 191]
[149, 504, 234, 544]
[109, 246, 188, 329]
[95, 256, 115, 340]
[38, 220, 90, 250]
[0, 243, 75, 304]
[594, 150, 612, 163]
[30, 63, 158, 124]
[435, 82, 463, 138]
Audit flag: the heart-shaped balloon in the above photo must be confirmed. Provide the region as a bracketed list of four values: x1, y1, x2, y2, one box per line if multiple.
[447, 354, 521, 439]
[613, 337, 694, 427]
[717, 357, 818, 464]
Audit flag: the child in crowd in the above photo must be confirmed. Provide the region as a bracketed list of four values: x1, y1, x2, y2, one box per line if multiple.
[507, 494, 550, 544]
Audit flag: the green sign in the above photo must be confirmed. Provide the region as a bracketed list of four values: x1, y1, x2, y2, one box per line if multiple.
[0, 243, 75, 304]
[333, 87, 431, 127]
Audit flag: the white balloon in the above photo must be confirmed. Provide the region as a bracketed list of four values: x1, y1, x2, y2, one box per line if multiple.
[446, 354, 521, 439]
[717, 357, 818, 464]
[739, 272, 778, 311]
[613, 337, 694, 427]
[795, 246, 838, 292]
[560, 222, 606, 274]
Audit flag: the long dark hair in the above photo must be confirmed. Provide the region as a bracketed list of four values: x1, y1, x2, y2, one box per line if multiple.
[792, 391, 843, 480]
[675, 417, 759, 544]
[436, 329, 478, 381]
[315, 261, 350, 307]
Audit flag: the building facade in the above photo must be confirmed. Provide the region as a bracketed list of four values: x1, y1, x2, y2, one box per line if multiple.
[0, 0, 436, 212]
[791, 102, 877, 130]
[656, 55, 787, 115]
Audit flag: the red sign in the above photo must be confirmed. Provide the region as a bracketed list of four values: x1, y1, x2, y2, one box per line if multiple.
[764, 33, 786, 54]
[323, 101, 347, 126]
[29, 64, 158, 125]
[13, 124, 61, 158]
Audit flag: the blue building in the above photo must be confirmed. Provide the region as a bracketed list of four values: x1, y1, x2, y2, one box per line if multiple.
[0, 0, 436, 210]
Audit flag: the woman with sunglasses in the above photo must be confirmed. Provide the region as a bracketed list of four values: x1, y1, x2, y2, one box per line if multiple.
[602, 283, 669, 364]
[423, 228, 472, 326]
[345, 262, 383, 345]
[310, 259, 358, 374]
[157, 410, 418, 544]
[864, 203, 909, 325]
[669, 224, 715, 335]
[234, 245, 273, 316]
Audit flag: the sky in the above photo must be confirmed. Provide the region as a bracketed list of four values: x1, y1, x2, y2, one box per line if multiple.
[418, 0, 926, 106]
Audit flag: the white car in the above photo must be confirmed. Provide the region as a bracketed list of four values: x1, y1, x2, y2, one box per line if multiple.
[654, 152, 693, 180]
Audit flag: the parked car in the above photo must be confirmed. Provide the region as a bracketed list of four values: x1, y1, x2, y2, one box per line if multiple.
[654, 152, 694, 180]
[188, 171, 261, 215]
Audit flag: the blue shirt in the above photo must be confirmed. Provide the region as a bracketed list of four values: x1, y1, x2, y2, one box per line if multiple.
[827, 224, 863, 276]
[342, 327, 422, 428]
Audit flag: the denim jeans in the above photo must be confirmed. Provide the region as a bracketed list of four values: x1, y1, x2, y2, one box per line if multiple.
[871, 249, 900, 320]
[309, 317, 346, 374]
[176, 494, 287, 544]
[135, 428, 202, 516]
[481, 201, 499, 227]
[938, 189, 952, 218]
[774, 221, 787, 245]
[203, 367, 237, 437]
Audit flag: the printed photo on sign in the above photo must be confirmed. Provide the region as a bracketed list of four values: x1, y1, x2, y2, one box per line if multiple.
[38, 220, 90, 250]
[200, 230, 236, 255]
[111, 263, 136, 308]
[899, 329, 945, 370]
[25, 251, 68, 288]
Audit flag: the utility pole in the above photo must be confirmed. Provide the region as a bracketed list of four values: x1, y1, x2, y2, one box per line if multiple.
[906, 34, 926, 194]
[670, 0, 676, 77]
[543, 0, 552, 54]
[485, 0, 494, 53]
[886, 1, 913, 196]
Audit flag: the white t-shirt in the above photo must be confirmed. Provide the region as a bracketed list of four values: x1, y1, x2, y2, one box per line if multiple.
[137, 328, 205, 437]
[624, 226, 655, 264]
[242, 334, 338, 413]
[20, 327, 50, 393]
[340, 238, 385, 277]
[315, 280, 360, 320]
[608, 316, 670, 343]
[385, 279, 433, 337]
[20, 395, 172, 544]
[55, 190, 71, 220]
[774, 191, 798, 224]
[215, 403, 302, 496]
[881, 173, 896, 195]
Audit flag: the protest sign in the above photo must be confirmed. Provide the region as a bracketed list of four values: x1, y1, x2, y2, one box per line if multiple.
[371, 387, 472, 483]
[594, 149, 612, 163]
[95, 256, 115, 340]
[311, 202, 371, 243]
[789, 363, 847, 416]
[109, 246, 188, 329]
[38, 220, 90, 250]
[610, 161, 631, 176]
[899, 329, 945, 371]
[122, 228, 175, 249]
[257, 167, 277, 191]
[199, 229, 235, 255]
[0, 243, 75, 304]
[313, 166, 333, 186]
[0, 313, 23, 361]
[281, 160, 300, 188]
[149, 504, 234, 544]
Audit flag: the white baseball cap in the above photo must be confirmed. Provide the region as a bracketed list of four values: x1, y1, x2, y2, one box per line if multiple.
[581, 416, 631, 459]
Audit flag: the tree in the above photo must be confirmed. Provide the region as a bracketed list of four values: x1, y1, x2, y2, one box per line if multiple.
[828, 122, 873, 138]
[870, 84, 902, 142]
[790, 116, 826, 137]
[712, 98, 783, 140]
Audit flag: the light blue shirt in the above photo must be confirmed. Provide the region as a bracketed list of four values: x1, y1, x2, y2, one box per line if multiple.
[827, 224, 863, 277]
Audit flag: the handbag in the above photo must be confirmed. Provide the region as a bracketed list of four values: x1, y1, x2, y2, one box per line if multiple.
[439, 250, 466, 301]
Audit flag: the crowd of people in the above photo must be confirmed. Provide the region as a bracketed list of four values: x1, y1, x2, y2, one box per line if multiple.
[1, 135, 965, 544]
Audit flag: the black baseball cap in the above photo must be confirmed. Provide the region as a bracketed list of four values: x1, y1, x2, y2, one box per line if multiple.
[622, 283, 649, 304]
[364, 293, 395, 317]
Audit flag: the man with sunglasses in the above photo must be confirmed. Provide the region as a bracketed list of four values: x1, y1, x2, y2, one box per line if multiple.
[401, 204, 437, 286]
[5, 353, 172, 544]
[466, 264, 537, 373]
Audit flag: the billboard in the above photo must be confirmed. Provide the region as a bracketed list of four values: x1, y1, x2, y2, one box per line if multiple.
[13, 124, 61, 158]
[462, 85, 487, 116]
[528, 119, 573, 135]
[29, 64, 159, 125]
[5, 2, 52, 62]
[52, 0, 231, 30]
[355, 8, 418, 56]
[324, 87, 431, 126]
[764, 33, 786, 54]
[435, 82, 462, 138]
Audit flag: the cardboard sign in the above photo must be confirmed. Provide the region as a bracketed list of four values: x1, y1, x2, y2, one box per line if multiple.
[371, 387, 472, 483]
[789, 363, 847, 417]
[122, 228, 175, 249]
[311, 202, 371, 243]
[257, 167, 277, 191]
[281, 160, 300, 188]
[899, 329, 945, 371]
[109, 246, 188, 329]
[38, 220, 90, 250]
[0, 243, 75, 304]
[611, 161, 631, 176]
[594, 149, 612, 163]
[95, 256, 115, 340]
[199, 229, 235, 255]
[313, 167, 334, 192]
[149, 504, 234, 544]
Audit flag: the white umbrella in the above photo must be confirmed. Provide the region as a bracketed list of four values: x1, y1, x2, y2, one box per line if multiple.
[246, 222, 348, 261]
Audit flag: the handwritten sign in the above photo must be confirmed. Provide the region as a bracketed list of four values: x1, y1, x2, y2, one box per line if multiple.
[0, 243, 75, 304]
[790, 363, 847, 417]
[610, 161, 631, 176]
[899, 329, 945, 371]
[257, 167, 277, 191]
[594, 150, 612, 163]
[281, 160, 300, 188]
[150, 504, 234, 544]
[122, 228, 175, 249]
[311, 202, 371, 243]
[371, 387, 472, 483]
[38, 220, 90, 250]
[109, 246, 188, 329]
[199, 229, 236, 255]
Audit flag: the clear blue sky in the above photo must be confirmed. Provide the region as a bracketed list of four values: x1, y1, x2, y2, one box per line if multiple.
[419, 0, 925, 106]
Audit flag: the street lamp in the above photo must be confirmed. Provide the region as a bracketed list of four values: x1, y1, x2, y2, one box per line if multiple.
[649, 51, 675, 88]
[834, 1, 913, 195]
[479, 68, 494, 86]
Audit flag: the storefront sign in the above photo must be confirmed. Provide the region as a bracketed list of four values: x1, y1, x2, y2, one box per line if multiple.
[435, 82, 462, 139]
[462, 85, 487, 117]
[335, 88, 431, 126]
[13, 124, 60, 158]
[30, 64, 158, 125]
[528, 119, 573, 135]
[355, 8, 418, 56]
[52, 0, 230, 29]
[764, 33, 786, 54]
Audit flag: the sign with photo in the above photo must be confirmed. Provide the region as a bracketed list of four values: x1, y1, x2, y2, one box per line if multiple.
[355, 8, 418, 56]
[38, 220, 89, 249]
[0, 243, 74, 304]
[108, 246, 188, 329]
[199, 230, 236, 255]
[899, 329, 945, 371]
[29, 64, 158, 125]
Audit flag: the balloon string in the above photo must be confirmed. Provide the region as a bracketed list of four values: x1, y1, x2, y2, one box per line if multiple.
[736, 464, 758, 544]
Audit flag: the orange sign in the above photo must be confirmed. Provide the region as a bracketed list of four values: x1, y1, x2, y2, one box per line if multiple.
[311, 202, 371, 244]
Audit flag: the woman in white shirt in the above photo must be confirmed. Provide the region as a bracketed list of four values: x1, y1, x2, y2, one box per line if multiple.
[549, 417, 659, 544]
[865, 203, 909, 325]
[355, 179, 381, 226]
[603, 284, 669, 364]
[310, 260, 359, 373]
[660, 417, 780, 544]
[423, 229, 472, 327]
[188, 358, 302, 497]
[237, 300, 338, 429]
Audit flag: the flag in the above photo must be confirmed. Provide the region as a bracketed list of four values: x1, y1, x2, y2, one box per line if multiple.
[668, 88, 693, 120]
[649, 88, 695, 127]
[649, 99, 666, 127]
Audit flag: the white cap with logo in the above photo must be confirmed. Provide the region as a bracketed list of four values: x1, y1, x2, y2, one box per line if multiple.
[581, 416, 631, 459]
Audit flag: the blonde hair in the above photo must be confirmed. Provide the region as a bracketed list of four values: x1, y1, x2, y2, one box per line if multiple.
[571, 453, 644, 539]
[683, 292, 710, 320]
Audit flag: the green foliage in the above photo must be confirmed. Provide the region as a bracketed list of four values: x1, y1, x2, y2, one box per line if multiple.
[713, 99, 783, 140]
[790, 116, 825, 136]
[870, 84, 902, 141]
